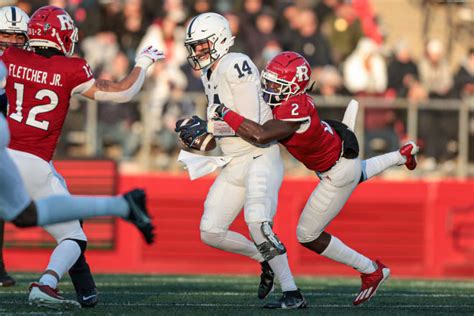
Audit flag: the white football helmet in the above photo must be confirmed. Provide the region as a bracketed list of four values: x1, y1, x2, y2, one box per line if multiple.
[184, 12, 235, 70]
[0, 6, 29, 49]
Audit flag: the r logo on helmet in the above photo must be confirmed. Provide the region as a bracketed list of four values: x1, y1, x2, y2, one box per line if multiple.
[295, 65, 309, 82]
[57, 14, 74, 31]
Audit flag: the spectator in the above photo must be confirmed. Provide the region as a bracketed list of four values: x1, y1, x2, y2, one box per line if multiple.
[315, 65, 345, 97]
[291, 8, 333, 69]
[314, 0, 339, 29]
[419, 39, 453, 99]
[418, 40, 457, 166]
[189, 0, 215, 17]
[343, 38, 398, 157]
[224, 11, 249, 54]
[96, 53, 141, 161]
[343, 37, 387, 94]
[278, 3, 301, 51]
[387, 40, 427, 102]
[119, 0, 149, 65]
[248, 6, 279, 67]
[452, 48, 474, 98]
[321, 1, 363, 64]
[238, 0, 263, 55]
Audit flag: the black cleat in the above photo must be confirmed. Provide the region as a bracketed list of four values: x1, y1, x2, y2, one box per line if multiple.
[77, 287, 98, 308]
[0, 273, 15, 287]
[258, 261, 274, 299]
[264, 289, 307, 309]
[123, 189, 155, 244]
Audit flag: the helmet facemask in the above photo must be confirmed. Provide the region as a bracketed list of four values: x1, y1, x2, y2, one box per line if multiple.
[185, 37, 216, 70]
[0, 31, 28, 51]
[261, 70, 301, 107]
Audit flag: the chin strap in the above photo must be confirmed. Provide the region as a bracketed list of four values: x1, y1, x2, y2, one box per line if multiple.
[305, 81, 316, 93]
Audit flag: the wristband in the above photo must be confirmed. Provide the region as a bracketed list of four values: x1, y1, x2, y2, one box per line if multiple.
[223, 110, 245, 131]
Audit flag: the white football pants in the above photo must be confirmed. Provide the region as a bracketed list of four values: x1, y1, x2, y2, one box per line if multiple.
[200, 144, 284, 256]
[297, 157, 361, 243]
[7, 149, 87, 242]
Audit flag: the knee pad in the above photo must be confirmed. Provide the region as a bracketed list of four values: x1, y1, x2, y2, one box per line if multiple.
[200, 230, 226, 248]
[64, 238, 87, 254]
[249, 222, 286, 261]
[296, 224, 323, 244]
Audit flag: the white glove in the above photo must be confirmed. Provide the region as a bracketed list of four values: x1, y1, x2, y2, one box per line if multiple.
[135, 45, 165, 69]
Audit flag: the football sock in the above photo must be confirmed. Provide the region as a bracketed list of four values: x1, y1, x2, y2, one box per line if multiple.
[39, 240, 81, 288]
[361, 151, 404, 181]
[321, 235, 376, 274]
[36, 195, 129, 226]
[268, 253, 298, 292]
[201, 230, 264, 262]
[248, 223, 297, 291]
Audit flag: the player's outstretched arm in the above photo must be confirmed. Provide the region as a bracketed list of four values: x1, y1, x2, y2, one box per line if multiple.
[209, 104, 301, 145]
[81, 46, 165, 102]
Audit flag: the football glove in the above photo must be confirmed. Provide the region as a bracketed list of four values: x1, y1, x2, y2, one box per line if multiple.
[175, 115, 208, 149]
[207, 103, 230, 121]
[135, 45, 165, 69]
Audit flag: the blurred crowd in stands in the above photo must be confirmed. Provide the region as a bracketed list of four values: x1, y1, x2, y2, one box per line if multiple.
[8, 0, 474, 174]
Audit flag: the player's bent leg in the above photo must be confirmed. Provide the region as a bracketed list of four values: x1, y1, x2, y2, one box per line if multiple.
[200, 173, 262, 260]
[360, 141, 419, 182]
[248, 222, 306, 309]
[297, 158, 389, 304]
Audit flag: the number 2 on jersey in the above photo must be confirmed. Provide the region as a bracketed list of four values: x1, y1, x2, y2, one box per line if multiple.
[9, 83, 59, 131]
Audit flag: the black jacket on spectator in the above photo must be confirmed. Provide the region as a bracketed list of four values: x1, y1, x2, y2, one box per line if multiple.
[453, 65, 474, 98]
[387, 59, 419, 97]
[291, 33, 333, 67]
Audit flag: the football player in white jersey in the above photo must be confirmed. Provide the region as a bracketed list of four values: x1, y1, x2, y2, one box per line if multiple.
[176, 12, 305, 309]
[0, 5, 28, 287]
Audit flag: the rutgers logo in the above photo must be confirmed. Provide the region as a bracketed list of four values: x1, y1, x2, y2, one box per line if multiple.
[57, 14, 74, 30]
[295, 65, 309, 82]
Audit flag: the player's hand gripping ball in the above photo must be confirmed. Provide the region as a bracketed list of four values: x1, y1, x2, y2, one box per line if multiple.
[175, 115, 216, 151]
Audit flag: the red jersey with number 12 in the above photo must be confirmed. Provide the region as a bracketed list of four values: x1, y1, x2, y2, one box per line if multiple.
[2, 46, 94, 161]
[272, 94, 342, 172]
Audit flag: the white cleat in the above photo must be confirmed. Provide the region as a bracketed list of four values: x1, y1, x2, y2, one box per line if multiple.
[28, 282, 81, 310]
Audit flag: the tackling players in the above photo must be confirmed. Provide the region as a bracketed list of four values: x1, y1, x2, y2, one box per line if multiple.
[1, 5, 164, 309]
[208, 51, 419, 306]
[176, 13, 305, 309]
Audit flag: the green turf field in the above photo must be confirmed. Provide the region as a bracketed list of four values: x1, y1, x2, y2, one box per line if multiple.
[1, 273, 473, 315]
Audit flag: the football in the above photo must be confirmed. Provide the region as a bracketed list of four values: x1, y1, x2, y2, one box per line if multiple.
[177, 118, 217, 152]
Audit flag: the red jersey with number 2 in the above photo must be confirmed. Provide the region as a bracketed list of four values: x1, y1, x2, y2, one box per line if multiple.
[2, 46, 94, 161]
[272, 94, 342, 172]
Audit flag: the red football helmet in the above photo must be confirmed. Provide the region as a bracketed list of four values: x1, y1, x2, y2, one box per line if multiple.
[27, 6, 78, 56]
[261, 51, 311, 107]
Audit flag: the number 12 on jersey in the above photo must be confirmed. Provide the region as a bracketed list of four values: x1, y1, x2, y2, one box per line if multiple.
[8, 83, 59, 131]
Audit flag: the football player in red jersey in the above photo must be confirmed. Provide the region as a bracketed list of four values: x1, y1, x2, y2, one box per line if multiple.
[1, 5, 164, 310]
[208, 51, 419, 306]
[0, 4, 29, 289]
